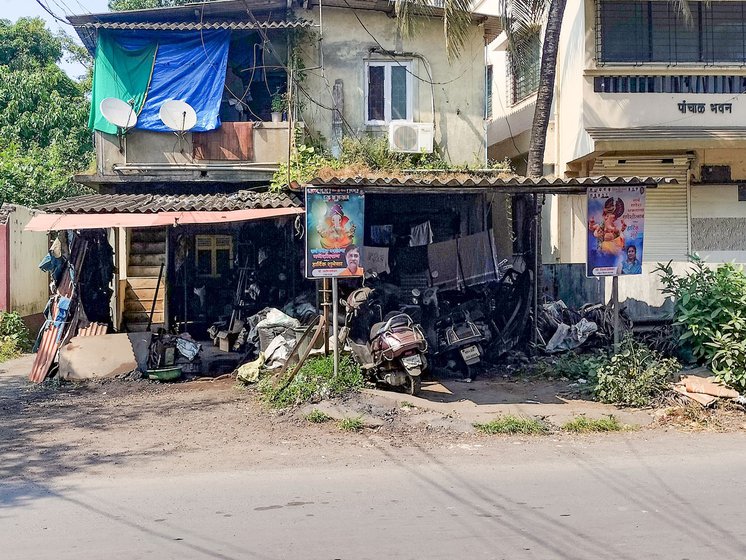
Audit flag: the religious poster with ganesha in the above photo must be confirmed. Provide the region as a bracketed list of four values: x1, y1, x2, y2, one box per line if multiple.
[305, 188, 365, 278]
[586, 186, 645, 277]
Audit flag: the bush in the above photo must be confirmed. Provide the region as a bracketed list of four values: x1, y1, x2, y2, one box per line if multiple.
[594, 335, 679, 407]
[258, 354, 363, 408]
[554, 351, 608, 382]
[657, 257, 746, 391]
[0, 311, 31, 363]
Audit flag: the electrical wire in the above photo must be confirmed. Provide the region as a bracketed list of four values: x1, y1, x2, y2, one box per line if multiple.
[35, 0, 70, 24]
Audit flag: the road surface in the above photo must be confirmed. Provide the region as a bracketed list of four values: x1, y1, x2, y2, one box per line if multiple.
[2, 431, 745, 559]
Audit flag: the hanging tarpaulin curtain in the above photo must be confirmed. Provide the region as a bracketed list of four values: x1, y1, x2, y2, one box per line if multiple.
[89, 29, 230, 134]
[89, 31, 158, 135]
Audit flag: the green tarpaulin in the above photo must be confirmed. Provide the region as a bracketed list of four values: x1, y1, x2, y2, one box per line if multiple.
[88, 31, 157, 134]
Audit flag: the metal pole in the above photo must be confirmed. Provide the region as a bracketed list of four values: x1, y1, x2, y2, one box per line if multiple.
[322, 278, 330, 356]
[612, 275, 620, 351]
[332, 277, 339, 378]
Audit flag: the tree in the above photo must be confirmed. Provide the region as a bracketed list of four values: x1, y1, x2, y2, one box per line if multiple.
[0, 18, 92, 207]
[109, 0, 208, 9]
[393, 0, 473, 62]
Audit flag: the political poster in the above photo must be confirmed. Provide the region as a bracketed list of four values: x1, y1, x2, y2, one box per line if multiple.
[586, 186, 645, 277]
[305, 188, 365, 278]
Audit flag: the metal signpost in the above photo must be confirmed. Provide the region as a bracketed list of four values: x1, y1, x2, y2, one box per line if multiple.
[305, 188, 365, 376]
[586, 185, 646, 350]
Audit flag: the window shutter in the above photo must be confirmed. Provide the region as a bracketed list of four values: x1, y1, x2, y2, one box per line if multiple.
[591, 155, 691, 262]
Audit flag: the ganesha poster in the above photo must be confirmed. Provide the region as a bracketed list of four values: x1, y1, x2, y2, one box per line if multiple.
[586, 186, 646, 277]
[305, 188, 365, 278]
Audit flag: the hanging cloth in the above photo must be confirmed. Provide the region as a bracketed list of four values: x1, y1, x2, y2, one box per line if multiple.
[409, 221, 434, 246]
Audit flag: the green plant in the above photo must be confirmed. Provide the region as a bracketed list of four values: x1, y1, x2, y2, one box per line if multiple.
[306, 409, 332, 423]
[561, 415, 625, 433]
[338, 416, 364, 432]
[0, 311, 31, 363]
[594, 335, 679, 407]
[270, 90, 287, 113]
[473, 415, 549, 435]
[258, 354, 363, 408]
[657, 257, 746, 391]
[554, 351, 607, 382]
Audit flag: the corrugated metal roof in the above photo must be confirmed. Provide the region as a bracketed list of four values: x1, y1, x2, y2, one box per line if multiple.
[308, 176, 674, 190]
[42, 191, 303, 214]
[77, 20, 313, 31]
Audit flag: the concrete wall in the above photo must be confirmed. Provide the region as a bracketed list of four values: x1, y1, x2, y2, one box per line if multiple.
[3, 206, 49, 318]
[299, 7, 488, 165]
[95, 123, 291, 174]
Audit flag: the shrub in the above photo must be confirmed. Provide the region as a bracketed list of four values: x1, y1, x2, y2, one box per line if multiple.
[554, 351, 608, 382]
[594, 335, 679, 407]
[657, 257, 746, 391]
[258, 354, 363, 408]
[474, 415, 549, 435]
[0, 311, 31, 363]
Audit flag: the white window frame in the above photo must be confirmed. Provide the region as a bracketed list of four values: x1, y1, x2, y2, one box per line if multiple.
[364, 60, 414, 125]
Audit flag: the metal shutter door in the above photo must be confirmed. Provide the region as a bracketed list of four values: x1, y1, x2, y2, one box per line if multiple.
[591, 155, 691, 262]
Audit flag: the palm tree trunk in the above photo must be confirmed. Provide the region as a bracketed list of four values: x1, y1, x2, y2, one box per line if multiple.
[527, 0, 567, 178]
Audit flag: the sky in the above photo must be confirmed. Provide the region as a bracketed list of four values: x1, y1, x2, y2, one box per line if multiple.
[1, 0, 111, 78]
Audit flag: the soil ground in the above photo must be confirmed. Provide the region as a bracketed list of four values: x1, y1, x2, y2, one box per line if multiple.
[1, 354, 744, 483]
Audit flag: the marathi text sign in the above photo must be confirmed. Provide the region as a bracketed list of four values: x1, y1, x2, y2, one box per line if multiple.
[305, 188, 365, 278]
[586, 186, 646, 277]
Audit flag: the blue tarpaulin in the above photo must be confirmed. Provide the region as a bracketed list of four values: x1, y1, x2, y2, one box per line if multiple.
[90, 30, 230, 133]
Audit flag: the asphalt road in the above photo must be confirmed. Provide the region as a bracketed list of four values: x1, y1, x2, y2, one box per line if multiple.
[2, 432, 746, 560]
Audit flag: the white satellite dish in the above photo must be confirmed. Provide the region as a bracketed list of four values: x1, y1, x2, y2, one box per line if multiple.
[159, 100, 197, 132]
[100, 97, 137, 129]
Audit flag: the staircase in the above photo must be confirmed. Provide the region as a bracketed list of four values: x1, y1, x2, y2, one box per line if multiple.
[124, 229, 166, 332]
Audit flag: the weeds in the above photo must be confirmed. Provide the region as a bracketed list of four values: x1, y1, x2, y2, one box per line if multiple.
[561, 415, 626, 433]
[474, 415, 549, 435]
[258, 354, 363, 408]
[306, 409, 332, 423]
[0, 311, 31, 363]
[595, 335, 679, 407]
[338, 416, 364, 432]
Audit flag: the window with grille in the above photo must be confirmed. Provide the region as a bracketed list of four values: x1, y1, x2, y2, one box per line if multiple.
[195, 235, 233, 278]
[510, 39, 541, 103]
[598, 0, 746, 65]
[486, 65, 493, 119]
[365, 60, 413, 124]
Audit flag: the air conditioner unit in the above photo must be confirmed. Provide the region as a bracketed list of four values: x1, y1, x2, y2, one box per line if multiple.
[389, 122, 434, 154]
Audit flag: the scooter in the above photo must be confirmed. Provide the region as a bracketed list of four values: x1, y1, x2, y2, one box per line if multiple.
[343, 287, 428, 395]
[436, 308, 487, 382]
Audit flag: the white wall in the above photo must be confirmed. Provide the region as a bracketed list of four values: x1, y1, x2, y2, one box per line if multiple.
[7, 206, 49, 317]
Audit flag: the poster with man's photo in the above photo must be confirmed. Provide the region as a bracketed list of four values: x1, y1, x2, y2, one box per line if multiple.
[305, 188, 365, 278]
[586, 186, 646, 277]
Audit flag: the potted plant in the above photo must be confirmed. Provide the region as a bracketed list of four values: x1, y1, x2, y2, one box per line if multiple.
[270, 91, 286, 123]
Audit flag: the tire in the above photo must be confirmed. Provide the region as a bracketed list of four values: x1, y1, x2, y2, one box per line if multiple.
[408, 374, 421, 396]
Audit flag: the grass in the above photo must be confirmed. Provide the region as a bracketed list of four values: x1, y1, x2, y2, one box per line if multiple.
[561, 415, 625, 433]
[257, 355, 363, 409]
[338, 416, 364, 432]
[400, 401, 416, 409]
[474, 415, 549, 435]
[306, 409, 332, 423]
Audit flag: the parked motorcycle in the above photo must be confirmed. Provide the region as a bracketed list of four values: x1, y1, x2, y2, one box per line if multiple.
[435, 308, 488, 382]
[343, 287, 428, 395]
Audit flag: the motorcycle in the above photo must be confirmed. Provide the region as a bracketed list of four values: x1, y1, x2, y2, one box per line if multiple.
[343, 287, 428, 395]
[435, 308, 488, 382]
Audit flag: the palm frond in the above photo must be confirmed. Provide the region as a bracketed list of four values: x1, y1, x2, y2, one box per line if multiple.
[393, 0, 472, 60]
[500, 0, 550, 71]
[670, 0, 693, 26]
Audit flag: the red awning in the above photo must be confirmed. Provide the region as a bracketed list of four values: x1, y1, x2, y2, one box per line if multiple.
[25, 208, 304, 232]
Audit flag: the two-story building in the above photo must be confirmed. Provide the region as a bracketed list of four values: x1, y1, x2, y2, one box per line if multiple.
[489, 0, 746, 319]
[27, 0, 503, 335]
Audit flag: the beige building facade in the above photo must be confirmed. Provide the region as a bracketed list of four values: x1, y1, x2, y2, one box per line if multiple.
[489, 0, 746, 318]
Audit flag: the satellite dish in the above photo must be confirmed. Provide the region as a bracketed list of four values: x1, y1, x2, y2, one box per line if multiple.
[159, 100, 197, 132]
[100, 97, 137, 129]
